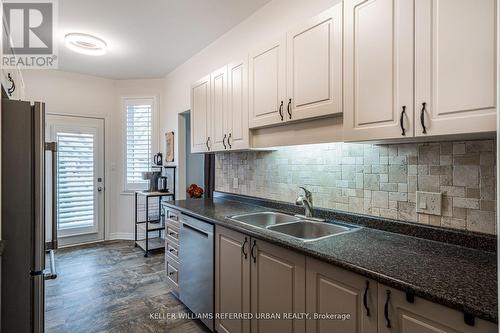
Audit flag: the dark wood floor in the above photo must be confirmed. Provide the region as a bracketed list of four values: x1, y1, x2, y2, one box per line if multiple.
[45, 240, 210, 333]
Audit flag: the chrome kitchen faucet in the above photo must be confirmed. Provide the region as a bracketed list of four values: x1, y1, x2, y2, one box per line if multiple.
[296, 186, 313, 218]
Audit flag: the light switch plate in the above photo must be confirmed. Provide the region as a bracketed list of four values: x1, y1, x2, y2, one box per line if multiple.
[233, 177, 239, 189]
[416, 191, 442, 215]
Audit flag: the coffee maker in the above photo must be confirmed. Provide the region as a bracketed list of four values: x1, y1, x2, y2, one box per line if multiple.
[141, 170, 161, 192]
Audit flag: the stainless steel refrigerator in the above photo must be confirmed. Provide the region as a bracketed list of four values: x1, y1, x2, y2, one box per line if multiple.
[1, 98, 57, 333]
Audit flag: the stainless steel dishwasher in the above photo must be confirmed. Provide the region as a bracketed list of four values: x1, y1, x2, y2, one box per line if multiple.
[179, 214, 214, 331]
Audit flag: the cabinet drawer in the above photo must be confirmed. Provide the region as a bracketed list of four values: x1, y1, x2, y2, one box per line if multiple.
[166, 260, 179, 289]
[165, 209, 180, 228]
[165, 240, 179, 260]
[165, 224, 179, 244]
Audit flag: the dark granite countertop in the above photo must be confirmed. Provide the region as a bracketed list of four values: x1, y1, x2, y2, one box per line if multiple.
[163, 197, 498, 323]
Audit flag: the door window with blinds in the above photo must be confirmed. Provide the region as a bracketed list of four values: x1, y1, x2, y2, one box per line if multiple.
[124, 97, 156, 191]
[57, 132, 96, 230]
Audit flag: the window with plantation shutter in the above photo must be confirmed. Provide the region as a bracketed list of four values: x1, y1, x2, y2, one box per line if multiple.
[124, 98, 155, 191]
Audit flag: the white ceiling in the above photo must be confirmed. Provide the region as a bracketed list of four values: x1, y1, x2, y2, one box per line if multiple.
[57, 0, 270, 79]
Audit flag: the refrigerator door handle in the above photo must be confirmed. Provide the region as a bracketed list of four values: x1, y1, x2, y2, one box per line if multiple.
[45, 141, 58, 250]
[44, 249, 57, 280]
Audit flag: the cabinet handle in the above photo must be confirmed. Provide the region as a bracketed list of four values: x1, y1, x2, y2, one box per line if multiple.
[250, 240, 257, 263]
[420, 102, 427, 134]
[278, 101, 284, 121]
[7, 73, 15, 97]
[206, 137, 211, 151]
[222, 134, 227, 149]
[227, 133, 232, 149]
[400, 106, 406, 136]
[241, 237, 248, 259]
[363, 281, 370, 317]
[287, 98, 292, 119]
[384, 290, 391, 328]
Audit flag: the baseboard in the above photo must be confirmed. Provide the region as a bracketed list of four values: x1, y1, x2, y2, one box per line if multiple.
[58, 239, 105, 248]
[108, 232, 135, 240]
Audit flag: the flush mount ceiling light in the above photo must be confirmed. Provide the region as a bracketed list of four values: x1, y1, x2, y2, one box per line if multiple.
[64, 33, 107, 56]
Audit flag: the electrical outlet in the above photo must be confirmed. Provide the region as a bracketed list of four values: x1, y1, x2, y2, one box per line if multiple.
[233, 177, 239, 189]
[416, 191, 442, 215]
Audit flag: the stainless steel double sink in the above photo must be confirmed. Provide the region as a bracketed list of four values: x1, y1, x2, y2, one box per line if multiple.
[229, 212, 360, 242]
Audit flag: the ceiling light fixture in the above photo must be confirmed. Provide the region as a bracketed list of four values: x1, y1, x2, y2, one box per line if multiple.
[64, 33, 107, 56]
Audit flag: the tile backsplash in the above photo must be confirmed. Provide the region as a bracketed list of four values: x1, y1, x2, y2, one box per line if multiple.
[215, 140, 497, 235]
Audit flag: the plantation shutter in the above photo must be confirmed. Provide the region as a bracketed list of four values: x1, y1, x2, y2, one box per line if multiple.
[125, 98, 154, 191]
[57, 132, 95, 229]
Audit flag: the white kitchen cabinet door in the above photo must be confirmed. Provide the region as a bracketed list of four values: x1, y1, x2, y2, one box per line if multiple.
[249, 37, 287, 129]
[190, 75, 211, 153]
[378, 285, 497, 333]
[414, 0, 496, 137]
[227, 58, 249, 150]
[286, 4, 342, 122]
[343, 0, 414, 141]
[211, 66, 228, 152]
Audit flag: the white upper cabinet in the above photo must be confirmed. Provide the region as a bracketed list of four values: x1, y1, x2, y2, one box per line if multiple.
[249, 37, 287, 128]
[414, 0, 497, 137]
[227, 58, 249, 150]
[249, 5, 343, 129]
[286, 4, 342, 122]
[343, 0, 414, 141]
[192, 59, 250, 153]
[190, 75, 211, 153]
[193, 1, 497, 148]
[211, 66, 228, 151]
[344, 0, 496, 142]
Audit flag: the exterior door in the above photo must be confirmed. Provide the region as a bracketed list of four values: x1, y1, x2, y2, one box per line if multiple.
[414, 0, 497, 137]
[46, 115, 105, 246]
[251, 239, 306, 333]
[286, 4, 342, 122]
[227, 58, 249, 150]
[211, 66, 228, 151]
[343, 0, 414, 141]
[215, 226, 251, 333]
[249, 37, 287, 128]
[306, 258, 377, 333]
[191, 75, 211, 152]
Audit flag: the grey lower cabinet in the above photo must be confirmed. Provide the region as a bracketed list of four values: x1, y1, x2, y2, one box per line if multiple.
[215, 226, 251, 333]
[306, 257, 377, 333]
[250, 237, 306, 333]
[215, 226, 498, 333]
[378, 285, 497, 333]
[215, 226, 305, 333]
